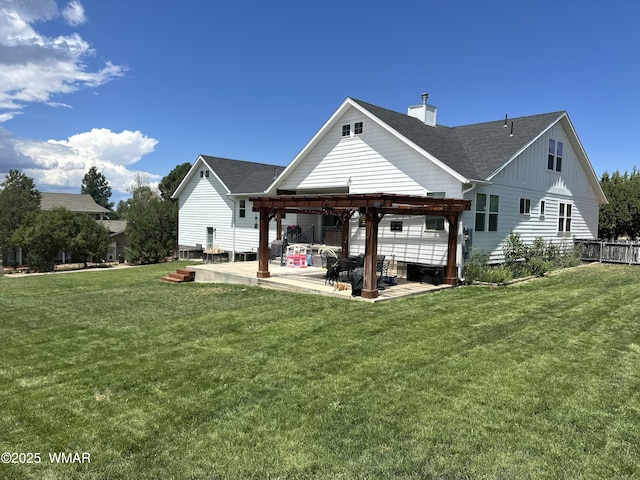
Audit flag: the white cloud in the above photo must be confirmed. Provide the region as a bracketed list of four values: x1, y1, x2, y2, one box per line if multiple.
[61, 1, 86, 26]
[0, 0, 125, 114]
[0, 1, 155, 198]
[5, 128, 161, 195]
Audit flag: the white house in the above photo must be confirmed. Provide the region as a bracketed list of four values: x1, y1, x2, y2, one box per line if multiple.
[264, 96, 606, 265]
[175, 95, 607, 283]
[172, 155, 289, 260]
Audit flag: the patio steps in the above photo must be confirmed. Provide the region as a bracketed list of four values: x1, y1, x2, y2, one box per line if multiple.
[161, 268, 195, 283]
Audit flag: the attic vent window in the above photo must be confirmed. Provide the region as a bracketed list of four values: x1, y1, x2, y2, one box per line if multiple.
[548, 139, 563, 172]
[341, 122, 364, 137]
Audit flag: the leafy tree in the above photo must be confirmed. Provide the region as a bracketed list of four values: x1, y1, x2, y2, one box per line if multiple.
[157, 162, 190, 254]
[0, 170, 41, 266]
[159, 162, 191, 202]
[72, 215, 111, 267]
[114, 199, 130, 219]
[13, 207, 77, 271]
[125, 186, 177, 264]
[81, 166, 113, 210]
[599, 168, 640, 239]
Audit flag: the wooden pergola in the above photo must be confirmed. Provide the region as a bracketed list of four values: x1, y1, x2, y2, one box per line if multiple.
[250, 193, 471, 299]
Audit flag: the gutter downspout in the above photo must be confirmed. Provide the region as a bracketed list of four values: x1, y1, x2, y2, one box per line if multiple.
[459, 181, 478, 280]
[229, 197, 236, 262]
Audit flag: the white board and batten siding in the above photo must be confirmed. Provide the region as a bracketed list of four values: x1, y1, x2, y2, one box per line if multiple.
[178, 165, 281, 253]
[468, 121, 601, 262]
[278, 107, 461, 196]
[278, 106, 461, 265]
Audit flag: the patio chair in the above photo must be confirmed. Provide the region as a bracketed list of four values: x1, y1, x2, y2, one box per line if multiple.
[376, 255, 390, 276]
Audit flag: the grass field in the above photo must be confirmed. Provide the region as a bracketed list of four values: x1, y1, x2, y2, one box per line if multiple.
[1, 262, 639, 479]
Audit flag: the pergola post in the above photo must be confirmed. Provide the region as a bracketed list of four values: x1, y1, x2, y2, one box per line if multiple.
[361, 207, 381, 299]
[257, 208, 272, 279]
[276, 212, 282, 241]
[250, 194, 471, 291]
[339, 210, 355, 259]
[445, 213, 460, 285]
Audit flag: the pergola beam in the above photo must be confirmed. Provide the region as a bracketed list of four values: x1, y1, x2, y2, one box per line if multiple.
[250, 193, 471, 297]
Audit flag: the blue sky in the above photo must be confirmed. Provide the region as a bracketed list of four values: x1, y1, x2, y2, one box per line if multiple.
[1, 1, 638, 203]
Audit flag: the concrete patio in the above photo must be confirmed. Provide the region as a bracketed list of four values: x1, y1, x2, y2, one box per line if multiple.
[187, 260, 451, 303]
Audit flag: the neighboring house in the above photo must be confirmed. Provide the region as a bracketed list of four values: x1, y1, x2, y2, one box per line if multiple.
[172, 156, 288, 259]
[40, 193, 119, 264]
[175, 95, 607, 280]
[102, 220, 127, 262]
[40, 192, 111, 219]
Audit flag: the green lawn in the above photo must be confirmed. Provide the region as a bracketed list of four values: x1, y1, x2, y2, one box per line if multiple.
[1, 262, 639, 479]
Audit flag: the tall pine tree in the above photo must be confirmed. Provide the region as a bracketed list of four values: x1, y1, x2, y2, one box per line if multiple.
[0, 170, 41, 266]
[81, 166, 113, 210]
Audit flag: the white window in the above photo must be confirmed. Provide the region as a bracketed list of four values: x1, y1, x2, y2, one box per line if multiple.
[239, 200, 246, 218]
[426, 191, 446, 198]
[425, 192, 447, 230]
[558, 202, 572, 232]
[548, 139, 563, 172]
[540, 200, 546, 217]
[425, 216, 446, 231]
[519, 198, 531, 215]
[475, 193, 499, 232]
[341, 121, 364, 137]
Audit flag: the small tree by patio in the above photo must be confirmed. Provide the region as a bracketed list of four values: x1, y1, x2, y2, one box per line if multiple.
[125, 186, 176, 264]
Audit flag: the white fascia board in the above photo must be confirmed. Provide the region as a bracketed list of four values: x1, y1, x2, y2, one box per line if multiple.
[171, 155, 204, 199]
[266, 98, 354, 194]
[200, 156, 232, 195]
[351, 101, 469, 184]
[560, 115, 608, 205]
[485, 112, 607, 205]
[485, 113, 565, 182]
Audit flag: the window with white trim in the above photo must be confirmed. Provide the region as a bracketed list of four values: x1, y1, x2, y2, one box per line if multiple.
[341, 121, 364, 137]
[425, 192, 446, 231]
[540, 200, 546, 217]
[519, 198, 531, 215]
[475, 193, 499, 232]
[548, 139, 563, 172]
[239, 199, 246, 218]
[558, 202, 572, 232]
[425, 216, 446, 231]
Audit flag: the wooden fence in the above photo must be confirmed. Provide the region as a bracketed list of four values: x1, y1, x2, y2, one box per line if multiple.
[575, 239, 640, 265]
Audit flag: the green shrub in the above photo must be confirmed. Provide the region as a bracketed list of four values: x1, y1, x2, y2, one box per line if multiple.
[463, 248, 490, 284]
[467, 234, 582, 284]
[482, 265, 513, 284]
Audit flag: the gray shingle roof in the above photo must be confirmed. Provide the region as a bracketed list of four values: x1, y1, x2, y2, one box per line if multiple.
[102, 220, 127, 235]
[40, 193, 110, 214]
[200, 155, 285, 194]
[351, 98, 564, 181]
